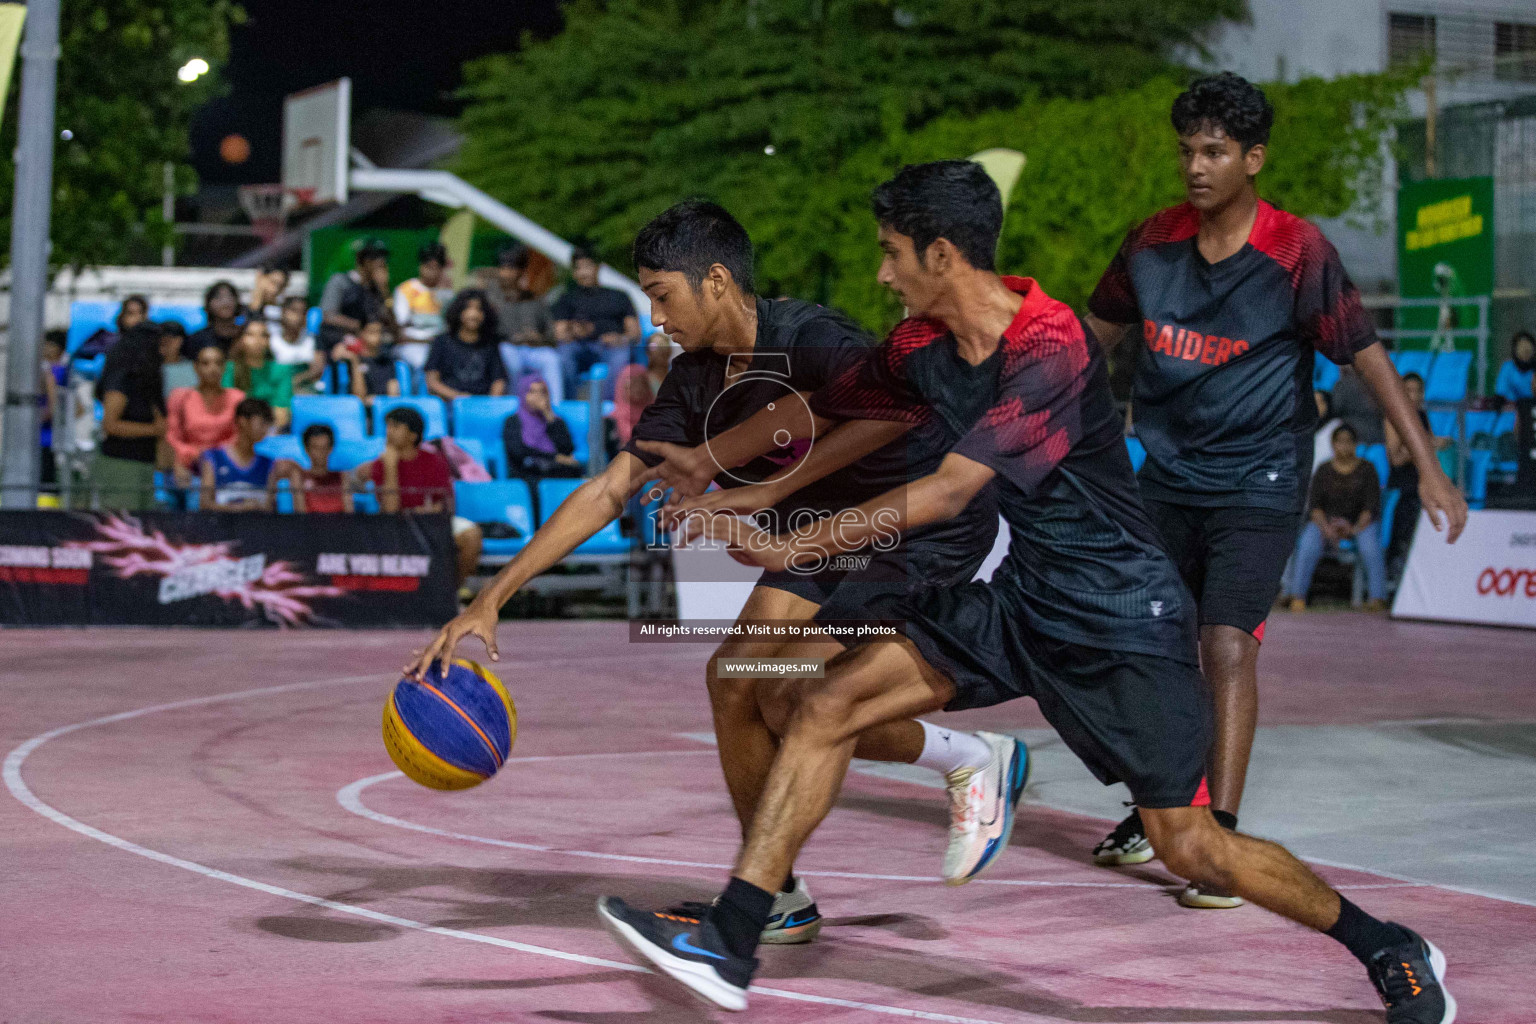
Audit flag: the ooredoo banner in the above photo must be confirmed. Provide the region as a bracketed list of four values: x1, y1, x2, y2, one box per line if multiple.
[0, 511, 455, 627]
[1393, 510, 1536, 629]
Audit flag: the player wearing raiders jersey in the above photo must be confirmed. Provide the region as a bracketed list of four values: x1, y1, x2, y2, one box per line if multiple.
[1085, 73, 1467, 909]
[596, 161, 1454, 1024]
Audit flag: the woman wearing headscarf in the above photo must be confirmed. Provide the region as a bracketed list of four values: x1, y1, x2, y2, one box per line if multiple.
[503, 373, 581, 484]
[90, 322, 166, 510]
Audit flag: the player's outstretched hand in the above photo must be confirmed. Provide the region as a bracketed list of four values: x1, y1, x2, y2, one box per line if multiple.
[1419, 471, 1469, 543]
[633, 440, 717, 499]
[406, 601, 500, 681]
[662, 482, 779, 534]
[689, 514, 794, 572]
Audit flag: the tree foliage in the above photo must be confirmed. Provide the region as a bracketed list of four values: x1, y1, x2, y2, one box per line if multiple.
[0, 0, 242, 270]
[458, 1, 1407, 330]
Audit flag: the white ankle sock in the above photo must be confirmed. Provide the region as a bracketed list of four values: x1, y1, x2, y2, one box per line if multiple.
[913, 721, 992, 775]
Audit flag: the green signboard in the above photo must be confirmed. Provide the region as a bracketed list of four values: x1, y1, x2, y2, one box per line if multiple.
[303, 226, 522, 305]
[1395, 176, 1495, 355]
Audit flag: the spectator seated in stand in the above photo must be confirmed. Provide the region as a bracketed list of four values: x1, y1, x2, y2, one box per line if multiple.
[551, 245, 640, 399]
[76, 294, 148, 358]
[487, 243, 563, 401]
[1385, 371, 1453, 571]
[1281, 423, 1387, 613]
[166, 345, 245, 495]
[332, 317, 401, 406]
[1494, 330, 1535, 407]
[271, 295, 325, 394]
[1329, 363, 1384, 446]
[353, 406, 483, 594]
[39, 333, 68, 495]
[199, 398, 277, 512]
[504, 373, 582, 484]
[245, 264, 290, 326]
[276, 423, 353, 513]
[393, 242, 453, 371]
[320, 237, 393, 355]
[89, 322, 166, 511]
[224, 319, 295, 431]
[158, 322, 197, 393]
[426, 289, 509, 400]
[607, 362, 657, 458]
[184, 281, 244, 360]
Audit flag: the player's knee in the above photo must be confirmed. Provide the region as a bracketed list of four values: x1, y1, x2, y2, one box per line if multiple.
[1156, 821, 1233, 885]
[754, 677, 794, 738]
[785, 682, 858, 743]
[705, 643, 755, 706]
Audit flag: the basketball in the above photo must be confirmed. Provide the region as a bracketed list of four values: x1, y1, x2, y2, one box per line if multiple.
[382, 660, 517, 790]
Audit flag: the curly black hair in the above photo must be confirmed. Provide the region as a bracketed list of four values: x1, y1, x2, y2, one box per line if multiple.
[443, 287, 500, 340]
[1171, 72, 1274, 151]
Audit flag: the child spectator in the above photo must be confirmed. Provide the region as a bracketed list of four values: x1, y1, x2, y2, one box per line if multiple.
[425, 289, 508, 399]
[247, 264, 290, 325]
[224, 319, 294, 430]
[159, 322, 197, 392]
[551, 246, 639, 398]
[504, 373, 581, 481]
[354, 406, 483, 592]
[38, 333, 68, 493]
[333, 318, 401, 404]
[184, 281, 244, 360]
[277, 423, 352, 513]
[1281, 423, 1387, 612]
[393, 242, 453, 370]
[89, 322, 165, 511]
[77, 294, 148, 358]
[270, 296, 325, 393]
[200, 398, 277, 512]
[320, 238, 393, 352]
[1495, 330, 1535, 406]
[166, 345, 246, 492]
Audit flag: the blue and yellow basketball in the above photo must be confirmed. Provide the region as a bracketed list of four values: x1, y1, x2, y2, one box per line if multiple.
[383, 659, 517, 790]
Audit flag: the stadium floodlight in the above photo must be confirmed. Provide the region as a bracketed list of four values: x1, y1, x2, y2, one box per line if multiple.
[177, 57, 209, 83]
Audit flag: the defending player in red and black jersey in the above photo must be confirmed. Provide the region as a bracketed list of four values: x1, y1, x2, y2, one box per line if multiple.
[596, 161, 1454, 1024]
[1084, 73, 1467, 907]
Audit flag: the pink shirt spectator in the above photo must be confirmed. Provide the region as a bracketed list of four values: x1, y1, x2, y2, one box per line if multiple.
[166, 386, 246, 468]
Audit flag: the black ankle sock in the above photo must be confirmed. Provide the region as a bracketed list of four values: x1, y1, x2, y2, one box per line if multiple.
[780, 872, 797, 894]
[709, 877, 774, 961]
[1212, 809, 1238, 832]
[1325, 897, 1410, 965]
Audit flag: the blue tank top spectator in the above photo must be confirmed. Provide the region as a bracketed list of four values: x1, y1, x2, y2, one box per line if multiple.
[200, 398, 276, 511]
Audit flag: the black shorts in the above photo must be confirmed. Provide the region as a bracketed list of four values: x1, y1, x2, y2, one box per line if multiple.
[1143, 499, 1300, 639]
[853, 580, 1212, 809]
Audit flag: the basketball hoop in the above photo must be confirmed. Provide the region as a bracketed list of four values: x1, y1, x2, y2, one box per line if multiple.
[238, 184, 316, 244]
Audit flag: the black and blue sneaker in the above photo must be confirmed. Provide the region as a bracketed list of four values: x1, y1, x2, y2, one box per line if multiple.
[665, 876, 822, 945]
[1368, 926, 1457, 1024]
[596, 896, 756, 1011]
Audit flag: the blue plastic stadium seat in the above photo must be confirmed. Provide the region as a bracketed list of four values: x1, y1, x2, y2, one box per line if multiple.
[1356, 443, 1389, 489]
[373, 395, 448, 440]
[1426, 409, 1459, 440]
[1463, 410, 1497, 445]
[1125, 435, 1146, 472]
[292, 395, 367, 442]
[70, 352, 107, 382]
[452, 436, 488, 470]
[306, 307, 322, 335]
[254, 434, 305, 464]
[1466, 448, 1494, 509]
[537, 477, 629, 554]
[330, 437, 386, 472]
[274, 477, 295, 514]
[454, 480, 536, 560]
[149, 304, 206, 334]
[1313, 359, 1341, 393]
[1379, 489, 1400, 546]
[1424, 351, 1472, 402]
[394, 360, 415, 397]
[554, 400, 591, 463]
[452, 396, 520, 477]
[1391, 350, 1433, 381]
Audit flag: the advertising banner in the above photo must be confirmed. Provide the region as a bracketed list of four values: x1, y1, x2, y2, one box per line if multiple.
[0, 511, 455, 627]
[1392, 510, 1536, 629]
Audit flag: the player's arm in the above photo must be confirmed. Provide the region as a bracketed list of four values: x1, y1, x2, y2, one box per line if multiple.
[695, 453, 993, 572]
[635, 391, 833, 499]
[407, 450, 655, 678]
[1353, 342, 1467, 542]
[1084, 314, 1133, 353]
[668, 418, 913, 527]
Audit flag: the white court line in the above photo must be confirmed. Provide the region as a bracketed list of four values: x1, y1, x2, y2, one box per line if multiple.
[0, 675, 1027, 1024]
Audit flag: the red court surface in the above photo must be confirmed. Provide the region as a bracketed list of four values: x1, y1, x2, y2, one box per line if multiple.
[4, 615, 1532, 1023]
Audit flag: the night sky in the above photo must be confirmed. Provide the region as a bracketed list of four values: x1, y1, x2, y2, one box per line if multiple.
[190, 0, 563, 185]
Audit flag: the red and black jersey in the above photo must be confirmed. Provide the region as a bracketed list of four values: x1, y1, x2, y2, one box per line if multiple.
[1089, 200, 1377, 511]
[814, 278, 1197, 664]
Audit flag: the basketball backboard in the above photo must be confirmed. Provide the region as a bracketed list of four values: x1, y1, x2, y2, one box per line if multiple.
[282, 78, 351, 206]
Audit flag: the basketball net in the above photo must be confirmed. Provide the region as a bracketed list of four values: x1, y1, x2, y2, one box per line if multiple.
[238, 185, 316, 244]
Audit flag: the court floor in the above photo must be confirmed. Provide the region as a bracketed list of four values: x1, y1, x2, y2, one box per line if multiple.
[3, 615, 1531, 1023]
